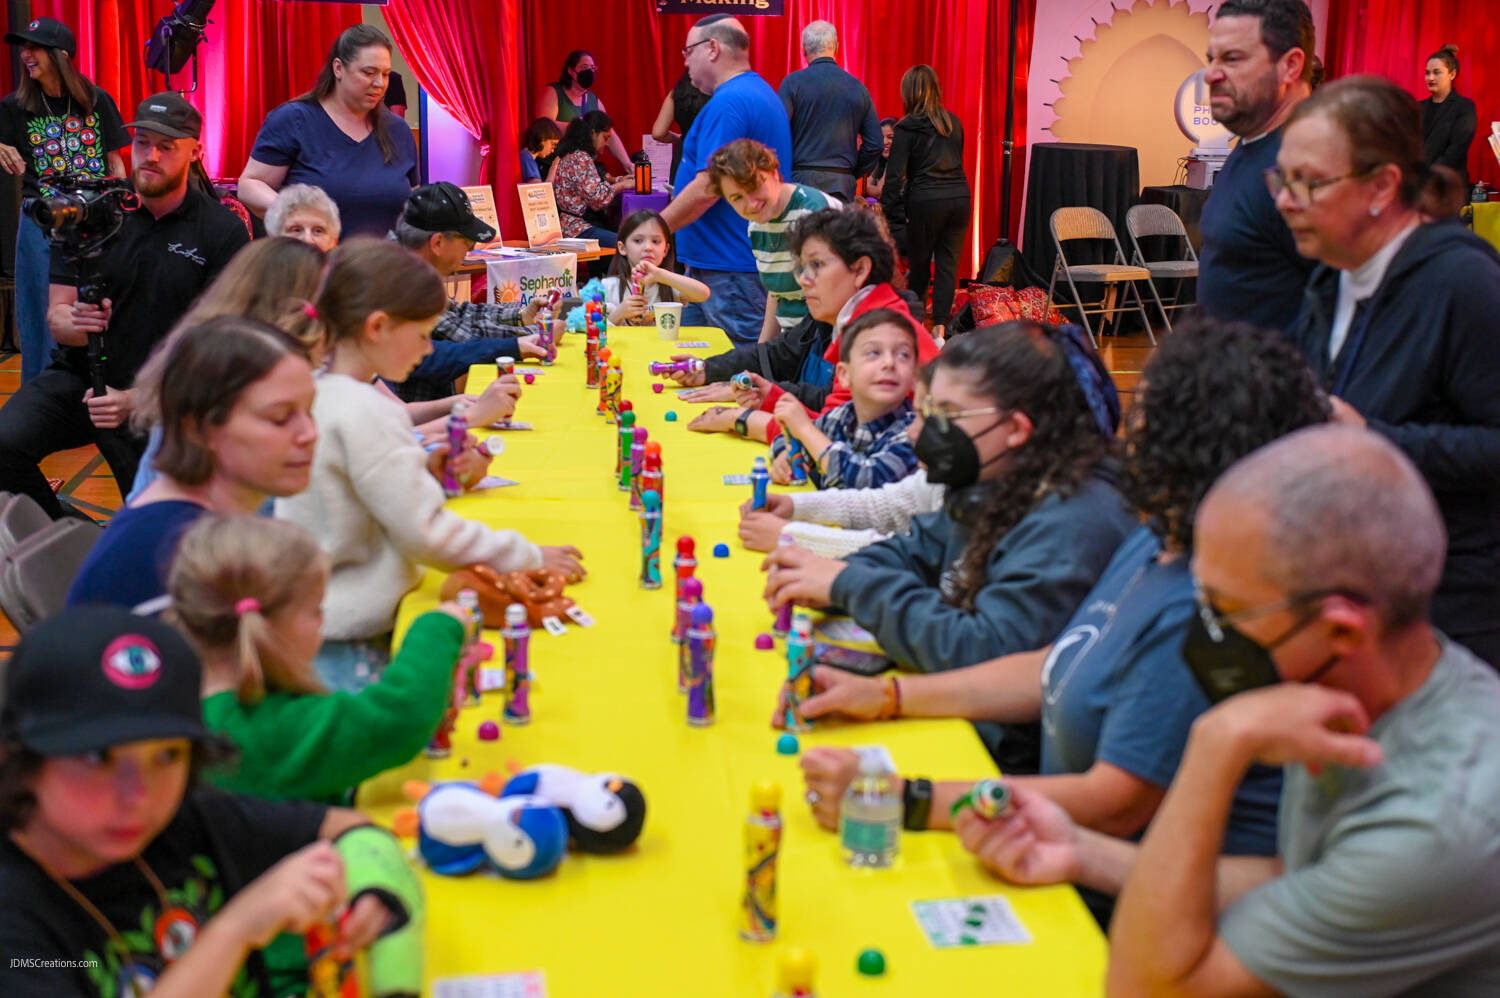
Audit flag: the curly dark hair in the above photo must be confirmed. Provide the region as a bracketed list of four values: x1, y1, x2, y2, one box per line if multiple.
[787, 207, 896, 288]
[943, 322, 1111, 611]
[1121, 316, 1330, 553]
[556, 110, 613, 161]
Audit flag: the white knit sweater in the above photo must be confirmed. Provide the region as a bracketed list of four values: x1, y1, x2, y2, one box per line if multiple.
[782, 469, 946, 558]
[275, 373, 543, 640]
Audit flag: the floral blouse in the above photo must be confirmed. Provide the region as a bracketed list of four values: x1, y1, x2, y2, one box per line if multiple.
[553, 149, 616, 237]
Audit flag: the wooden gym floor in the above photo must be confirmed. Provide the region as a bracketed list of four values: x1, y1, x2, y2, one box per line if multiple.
[0, 332, 1152, 649]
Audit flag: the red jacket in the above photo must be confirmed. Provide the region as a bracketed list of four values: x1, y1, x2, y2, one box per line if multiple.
[761, 283, 939, 440]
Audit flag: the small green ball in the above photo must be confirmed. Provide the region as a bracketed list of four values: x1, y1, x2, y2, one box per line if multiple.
[856, 948, 886, 976]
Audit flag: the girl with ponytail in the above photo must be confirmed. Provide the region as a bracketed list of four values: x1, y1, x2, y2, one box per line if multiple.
[168, 513, 470, 804]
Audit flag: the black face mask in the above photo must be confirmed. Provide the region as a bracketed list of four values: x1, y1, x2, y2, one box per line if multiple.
[575, 69, 596, 90]
[1181, 601, 1339, 704]
[914, 416, 1005, 490]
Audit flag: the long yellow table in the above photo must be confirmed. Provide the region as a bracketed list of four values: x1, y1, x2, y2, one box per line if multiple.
[360, 326, 1106, 996]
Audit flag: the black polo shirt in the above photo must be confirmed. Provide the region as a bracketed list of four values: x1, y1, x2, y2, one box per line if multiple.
[48, 185, 249, 387]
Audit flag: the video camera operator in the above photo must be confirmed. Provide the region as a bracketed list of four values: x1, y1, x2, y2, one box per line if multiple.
[0, 93, 248, 519]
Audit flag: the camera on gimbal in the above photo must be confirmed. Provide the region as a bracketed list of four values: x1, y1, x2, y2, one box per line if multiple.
[22, 175, 139, 395]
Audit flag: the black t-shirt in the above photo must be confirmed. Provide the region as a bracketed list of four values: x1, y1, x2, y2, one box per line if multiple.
[383, 71, 408, 110]
[0, 787, 326, 997]
[0, 87, 130, 199]
[48, 186, 249, 386]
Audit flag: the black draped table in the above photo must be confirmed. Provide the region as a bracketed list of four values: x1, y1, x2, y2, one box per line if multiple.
[1021, 142, 1140, 285]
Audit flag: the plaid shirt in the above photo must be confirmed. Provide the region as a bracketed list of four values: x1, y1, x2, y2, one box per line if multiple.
[771, 398, 917, 489]
[437, 300, 528, 344]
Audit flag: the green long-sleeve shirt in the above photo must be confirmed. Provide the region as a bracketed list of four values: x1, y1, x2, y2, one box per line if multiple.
[203, 612, 465, 805]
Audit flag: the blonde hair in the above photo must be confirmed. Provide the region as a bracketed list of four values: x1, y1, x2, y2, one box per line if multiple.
[167, 514, 328, 704]
[900, 64, 956, 137]
[315, 237, 449, 345]
[132, 238, 326, 431]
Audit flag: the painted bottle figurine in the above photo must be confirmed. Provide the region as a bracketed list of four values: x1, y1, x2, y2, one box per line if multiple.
[639, 489, 663, 590]
[639, 443, 663, 517]
[628, 427, 648, 509]
[686, 602, 716, 725]
[502, 603, 531, 725]
[750, 455, 770, 511]
[671, 536, 697, 644]
[616, 409, 636, 486]
[442, 400, 468, 498]
[741, 781, 781, 942]
[783, 614, 816, 733]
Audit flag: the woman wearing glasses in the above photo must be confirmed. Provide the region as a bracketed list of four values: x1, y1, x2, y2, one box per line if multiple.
[1275, 75, 1500, 665]
[763, 321, 1136, 774]
[779, 319, 1328, 924]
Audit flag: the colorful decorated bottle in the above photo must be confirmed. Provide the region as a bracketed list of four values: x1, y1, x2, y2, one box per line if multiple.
[675, 576, 703, 691]
[671, 537, 697, 643]
[628, 427, 648, 509]
[442, 400, 468, 498]
[773, 534, 795, 637]
[686, 603, 716, 725]
[639, 489, 663, 590]
[596, 348, 613, 414]
[616, 409, 636, 485]
[750, 455, 770, 511]
[639, 443, 664, 515]
[740, 781, 781, 943]
[502, 603, 531, 725]
[783, 614, 816, 733]
[786, 435, 811, 484]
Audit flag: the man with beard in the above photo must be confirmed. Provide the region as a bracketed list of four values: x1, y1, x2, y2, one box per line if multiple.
[1197, 0, 1317, 333]
[0, 93, 249, 519]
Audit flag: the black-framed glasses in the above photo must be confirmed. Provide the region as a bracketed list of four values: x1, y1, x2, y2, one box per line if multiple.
[1193, 583, 1370, 644]
[680, 38, 714, 58]
[1263, 165, 1377, 208]
[917, 394, 1005, 434]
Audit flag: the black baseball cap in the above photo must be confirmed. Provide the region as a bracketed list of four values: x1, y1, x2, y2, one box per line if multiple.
[5, 17, 77, 59]
[403, 182, 497, 242]
[126, 92, 203, 140]
[0, 605, 208, 756]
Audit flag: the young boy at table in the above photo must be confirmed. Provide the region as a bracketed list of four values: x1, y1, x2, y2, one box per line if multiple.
[0, 605, 405, 997]
[767, 308, 919, 489]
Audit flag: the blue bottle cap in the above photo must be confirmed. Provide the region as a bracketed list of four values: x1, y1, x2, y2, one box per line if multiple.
[664, 411, 678, 422]
[641, 489, 661, 510]
[776, 733, 800, 755]
[691, 603, 715, 627]
[712, 543, 730, 558]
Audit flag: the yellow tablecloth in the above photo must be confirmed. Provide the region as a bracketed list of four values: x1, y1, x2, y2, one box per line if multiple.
[1472, 202, 1500, 255]
[359, 326, 1106, 996]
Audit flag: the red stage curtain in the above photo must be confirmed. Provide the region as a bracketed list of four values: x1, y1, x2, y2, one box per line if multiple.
[1325, 0, 1500, 187]
[518, 0, 1032, 278]
[29, 1, 360, 177]
[384, 0, 527, 233]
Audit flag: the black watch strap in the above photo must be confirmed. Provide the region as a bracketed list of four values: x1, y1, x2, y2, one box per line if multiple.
[902, 777, 933, 831]
[734, 408, 753, 437]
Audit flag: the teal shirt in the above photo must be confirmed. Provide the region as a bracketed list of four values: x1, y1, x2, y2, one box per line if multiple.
[749, 184, 837, 330]
[203, 612, 464, 805]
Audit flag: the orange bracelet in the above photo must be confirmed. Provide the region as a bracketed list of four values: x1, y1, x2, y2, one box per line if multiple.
[877, 674, 903, 720]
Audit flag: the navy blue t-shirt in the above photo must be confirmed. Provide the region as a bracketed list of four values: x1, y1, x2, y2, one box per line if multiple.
[66, 500, 207, 613]
[1197, 126, 1315, 334]
[1040, 526, 1281, 856]
[673, 71, 793, 273]
[250, 101, 419, 238]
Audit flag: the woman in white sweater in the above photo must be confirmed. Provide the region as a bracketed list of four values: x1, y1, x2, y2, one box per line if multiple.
[276, 239, 585, 691]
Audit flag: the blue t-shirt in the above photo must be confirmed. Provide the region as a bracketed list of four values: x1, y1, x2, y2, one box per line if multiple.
[1039, 526, 1280, 856]
[250, 101, 419, 238]
[673, 71, 794, 273]
[66, 501, 208, 613]
[1197, 126, 1315, 334]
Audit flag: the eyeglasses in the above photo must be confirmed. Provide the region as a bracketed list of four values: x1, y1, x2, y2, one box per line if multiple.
[791, 258, 837, 282]
[917, 395, 1006, 433]
[680, 38, 714, 58]
[1193, 583, 1370, 643]
[1263, 165, 1376, 208]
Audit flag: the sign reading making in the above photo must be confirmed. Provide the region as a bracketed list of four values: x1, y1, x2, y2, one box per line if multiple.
[656, 0, 785, 15]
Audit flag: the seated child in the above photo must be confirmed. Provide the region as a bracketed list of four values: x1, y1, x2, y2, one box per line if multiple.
[600, 210, 709, 326]
[0, 605, 399, 996]
[168, 514, 469, 805]
[274, 238, 585, 693]
[767, 308, 919, 489]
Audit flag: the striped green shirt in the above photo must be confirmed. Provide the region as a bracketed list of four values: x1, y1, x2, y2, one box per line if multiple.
[749, 184, 838, 331]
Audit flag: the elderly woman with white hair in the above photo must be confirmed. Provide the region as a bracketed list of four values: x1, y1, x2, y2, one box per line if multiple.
[266, 183, 341, 251]
[1276, 75, 1500, 664]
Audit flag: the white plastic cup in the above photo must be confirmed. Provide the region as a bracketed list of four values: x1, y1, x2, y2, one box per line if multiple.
[653, 301, 684, 341]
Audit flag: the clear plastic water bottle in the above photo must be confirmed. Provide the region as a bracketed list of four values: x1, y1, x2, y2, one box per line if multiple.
[839, 757, 901, 868]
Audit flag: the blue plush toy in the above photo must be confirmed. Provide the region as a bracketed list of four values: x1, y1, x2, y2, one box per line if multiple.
[501, 764, 647, 854]
[416, 782, 568, 880]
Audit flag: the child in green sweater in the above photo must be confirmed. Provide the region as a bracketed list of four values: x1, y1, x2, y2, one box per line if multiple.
[167, 513, 468, 806]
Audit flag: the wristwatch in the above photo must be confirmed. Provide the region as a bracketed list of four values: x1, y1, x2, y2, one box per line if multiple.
[734, 408, 753, 437]
[902, 777, 933, 831]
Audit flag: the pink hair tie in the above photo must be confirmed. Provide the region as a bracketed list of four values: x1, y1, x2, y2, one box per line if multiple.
[235, 598, 261, 616]
[302, 303, 319, 320]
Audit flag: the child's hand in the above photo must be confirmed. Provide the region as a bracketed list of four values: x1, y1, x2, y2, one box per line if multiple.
[634, 260, 661, 286]
[732, 372, 773, 408]
[667, 355, 708, 387]
[424, 434, 491, 490]
[467, 377, 521, 426]
[612, 293, 648, 324]
[687, 405, 738, 433]
[773, 394, 813, 436]
[434, 600, 473, 626]
[769, 453, 793, 485]
[739, 492, 795, 518]
[217, 841, 346, 949]
[680, 384, 736, 403]
[738, 511, 789, 552]
[517, 333, 547, 360]
[540, 545, 586, 583]
[336, 893, 394, 958]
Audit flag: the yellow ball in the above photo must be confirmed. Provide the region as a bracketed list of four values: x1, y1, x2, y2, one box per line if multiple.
[776, 947, 818, 992]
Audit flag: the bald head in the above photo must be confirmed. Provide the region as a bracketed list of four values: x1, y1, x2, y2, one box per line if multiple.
[687, 14, 751, 93]
[1201, 425, 1445, 630]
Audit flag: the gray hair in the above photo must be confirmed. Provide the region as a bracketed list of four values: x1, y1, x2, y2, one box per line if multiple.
[265, 184, 341, 240]
[802, 21, 837, 58]
[1205, 425, 1445, 632]
[695, 14, 750, 53]
[392, 215, 441, 251]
